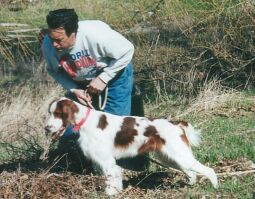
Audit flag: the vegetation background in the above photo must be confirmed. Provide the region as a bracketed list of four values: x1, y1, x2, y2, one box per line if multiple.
[0, 0, 254, 198]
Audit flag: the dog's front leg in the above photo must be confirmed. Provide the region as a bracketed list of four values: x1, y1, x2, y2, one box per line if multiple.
[92, 155, 123, 195]
[103, 163, 122, 196]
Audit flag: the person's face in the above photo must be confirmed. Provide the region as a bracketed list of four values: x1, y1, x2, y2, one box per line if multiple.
[49, 27, 76, 51]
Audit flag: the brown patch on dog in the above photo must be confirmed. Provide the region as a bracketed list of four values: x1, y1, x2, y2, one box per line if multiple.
[53, 99, 79, 127]
[144, 125, 158, 137]
[170, 120, 188, 127]
[148, 117, 155, 121]
[171, 121, 190, 146]
[115, 117, 138, 148]
[138, 125, 166, 154]
[181, 132, 190, 146]
[97, 114, 108, 130]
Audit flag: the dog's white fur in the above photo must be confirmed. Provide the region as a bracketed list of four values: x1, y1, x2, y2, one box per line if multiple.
[45, 97, 218, 195]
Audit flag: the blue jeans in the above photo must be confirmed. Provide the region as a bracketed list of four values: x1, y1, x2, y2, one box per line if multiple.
[104, 62, 133, 116]
[64, 63, 133, 137]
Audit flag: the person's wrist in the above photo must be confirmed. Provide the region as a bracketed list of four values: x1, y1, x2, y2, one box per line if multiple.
[97, 76, 107, 85]
[70, 88, 76, 93]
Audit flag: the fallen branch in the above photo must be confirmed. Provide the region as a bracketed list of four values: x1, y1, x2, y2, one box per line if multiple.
[144, 155, 255, 177]
[216, 169, 255, 177]
[0, 23, 29, 27]
[6, 34, 36, 38]
[143, 155, 183, 174]
[7, 28, 40, 33]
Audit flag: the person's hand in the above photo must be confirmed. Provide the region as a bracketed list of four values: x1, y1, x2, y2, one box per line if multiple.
[70, 88, 92, 106]
[38, 28, 49, 44]
[87, 77, 107, 95]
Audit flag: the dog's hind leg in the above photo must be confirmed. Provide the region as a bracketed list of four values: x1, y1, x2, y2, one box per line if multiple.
[185, 159, 218, 188]
[156, 147, 218, 188]
[154, 152, 197, 185]
[183, 169, 197, 185]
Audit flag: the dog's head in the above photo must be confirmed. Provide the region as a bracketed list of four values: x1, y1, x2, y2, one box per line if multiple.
[45, 97, 79, 139]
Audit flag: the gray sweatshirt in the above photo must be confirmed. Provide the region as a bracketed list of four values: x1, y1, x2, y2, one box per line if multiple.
[42, 20, 134, 91]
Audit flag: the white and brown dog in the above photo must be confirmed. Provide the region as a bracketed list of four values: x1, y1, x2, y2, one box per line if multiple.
[45, 97, 218, 195]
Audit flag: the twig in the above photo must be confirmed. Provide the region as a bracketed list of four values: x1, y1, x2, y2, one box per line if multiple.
[143, 155, 183, 174]
[0, 23, 29, 27]
[7, 28, 40, 33]
[216, 169, 255, 177]
[41, 153, 68, 176]
[245, 129, 255, 134]
[144, 155, 255, 177]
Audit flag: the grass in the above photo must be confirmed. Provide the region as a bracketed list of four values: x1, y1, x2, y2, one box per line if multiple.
[197, 115, 254, 162]
[0, 81, 254, 198]
[1, 0, 254, 91]
[145, 80, 255, 163]
[144, 86, 255, 198]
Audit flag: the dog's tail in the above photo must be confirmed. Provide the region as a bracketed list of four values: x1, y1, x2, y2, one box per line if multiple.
[182, 123, 201, 147]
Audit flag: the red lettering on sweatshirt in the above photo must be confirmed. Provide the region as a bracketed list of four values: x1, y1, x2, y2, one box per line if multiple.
[59, 55, 97, 78]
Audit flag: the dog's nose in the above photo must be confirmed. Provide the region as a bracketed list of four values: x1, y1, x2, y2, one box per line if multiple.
[44, 126, 51, 135]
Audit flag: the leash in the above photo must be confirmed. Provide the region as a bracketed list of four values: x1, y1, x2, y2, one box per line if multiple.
[98, 86, 108, 111]
[83, 89, 95, 109]
[84, 86, 108, 111]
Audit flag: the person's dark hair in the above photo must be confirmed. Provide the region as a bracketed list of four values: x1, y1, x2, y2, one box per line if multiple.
[46, 9, 78, 36]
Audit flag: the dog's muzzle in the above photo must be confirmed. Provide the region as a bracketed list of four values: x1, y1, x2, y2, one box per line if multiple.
[44, 125, 66, 140]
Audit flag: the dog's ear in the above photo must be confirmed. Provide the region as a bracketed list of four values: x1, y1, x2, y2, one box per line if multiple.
[61, 100, 79, 125]
[48, 98, 59, 113]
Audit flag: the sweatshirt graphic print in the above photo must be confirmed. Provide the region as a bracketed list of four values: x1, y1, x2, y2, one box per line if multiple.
[59, 49, 99, 81]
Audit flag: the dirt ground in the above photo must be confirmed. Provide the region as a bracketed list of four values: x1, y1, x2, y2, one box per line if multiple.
[0, 150, 254, 199]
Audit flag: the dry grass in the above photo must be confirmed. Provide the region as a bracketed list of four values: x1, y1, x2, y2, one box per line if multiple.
[0, 83, 64, 162]
[144, 79, 234, 118]
[0, 78, 254, 198]
[175, 79, 238, 118]
[0, 158, 254, 199]
[1, 0, 254, 93]
[174, 78, 255, 122]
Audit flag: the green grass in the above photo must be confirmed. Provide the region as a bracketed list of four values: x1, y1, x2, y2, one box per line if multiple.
[197, 116, 255, 163]
[0, 0, 248, 29]
[182, 175, 254, 199]
[142, 89, 255, 198]
[190, 91, 255, 163]
[0, 86, 254, 198]
[0, 75, 19, 86]
[218, 176, 254, 199]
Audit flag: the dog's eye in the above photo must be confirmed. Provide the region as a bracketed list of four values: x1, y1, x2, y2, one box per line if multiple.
[53, 112, 63, 118]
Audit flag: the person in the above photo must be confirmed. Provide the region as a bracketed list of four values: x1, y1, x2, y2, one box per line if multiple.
[42, 8, 134, 116]
[41, 9, 148, 171]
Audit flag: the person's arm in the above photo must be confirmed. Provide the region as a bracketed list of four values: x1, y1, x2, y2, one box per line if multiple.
[97, 42, 134, 84]
[42, 35, 78, 91]
[86, 21, 134, 91]
[97, 24, 134, 83]
[42, 35, 93, 105]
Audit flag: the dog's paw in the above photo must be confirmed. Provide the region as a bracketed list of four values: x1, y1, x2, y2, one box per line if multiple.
[188, 176, 197, 186]
[105, 186, 121, 196]
[208, 168, 219, 189]
[212, 180, 219, 189]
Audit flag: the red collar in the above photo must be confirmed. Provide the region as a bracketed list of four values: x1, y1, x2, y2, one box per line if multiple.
[73, 108, 91, 132]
